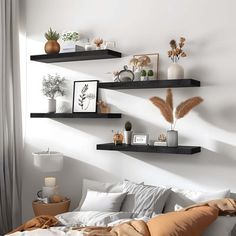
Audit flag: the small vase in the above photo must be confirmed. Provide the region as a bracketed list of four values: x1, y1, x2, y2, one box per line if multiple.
[167, 130, 178, 147]
[44, 40, 60, 54]
[134, 68, 141, 81]
[124, 131, 132, 145]
[48, 98, 56, 113]
[168, 62, 184, 80]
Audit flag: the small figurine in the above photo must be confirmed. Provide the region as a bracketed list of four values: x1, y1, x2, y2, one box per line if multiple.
[112, 130, 123, 145]
[158, 133, 167, 142]
[97, 100, 110, 113]
[94, 38, 103, 49]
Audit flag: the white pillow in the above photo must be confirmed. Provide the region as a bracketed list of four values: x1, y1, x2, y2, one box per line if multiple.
[121, 180, 171, 217]
[80, 190, 127, 212]
[76, 179, 124, 210]
[203, 216, 236, 236]
[164, 187, 230, 212]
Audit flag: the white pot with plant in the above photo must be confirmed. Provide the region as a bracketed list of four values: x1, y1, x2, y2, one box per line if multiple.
[150, 89, 203, 147]
[42, 74, 65, 113]
[167, 37, 187, 80]
[140, 70, 147, 81]
[124, 121, 132, 145]
[61, 31, 80, 52]
[147, 70, 154, 80]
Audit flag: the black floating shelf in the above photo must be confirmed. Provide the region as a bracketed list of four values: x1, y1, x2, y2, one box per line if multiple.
[30, 113, 122, 119]
[30, 49, 122, 63]
[99, 79, 200, 90]
[97, 143, 201, 155]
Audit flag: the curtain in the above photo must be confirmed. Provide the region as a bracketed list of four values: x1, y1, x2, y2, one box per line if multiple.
[0, 0, 23, 234]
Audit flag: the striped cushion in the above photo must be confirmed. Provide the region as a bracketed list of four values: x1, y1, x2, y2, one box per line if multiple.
[121, 180, 171, 217]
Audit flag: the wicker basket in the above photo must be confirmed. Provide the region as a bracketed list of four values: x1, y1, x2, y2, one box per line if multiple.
[32, 199, 71, 216]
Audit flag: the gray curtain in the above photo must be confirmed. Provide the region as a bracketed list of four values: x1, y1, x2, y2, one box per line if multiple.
[0, 0, 23, 234]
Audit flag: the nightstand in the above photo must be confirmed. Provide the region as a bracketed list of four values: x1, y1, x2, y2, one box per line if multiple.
[32, 199, 71, 216]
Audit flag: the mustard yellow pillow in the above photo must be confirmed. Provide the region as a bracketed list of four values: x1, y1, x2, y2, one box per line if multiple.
[147, 206, 218, 236]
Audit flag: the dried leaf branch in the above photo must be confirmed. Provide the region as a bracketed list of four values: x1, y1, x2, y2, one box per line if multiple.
[150, 96, 173, 124]
[175, 97, 203, 119]
[150, 89, 203, 130]
[166, 88, 173, 111]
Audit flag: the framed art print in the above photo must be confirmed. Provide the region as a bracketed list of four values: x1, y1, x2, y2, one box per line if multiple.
[72, 80, 98, 113]
[131, 133, 149, 145]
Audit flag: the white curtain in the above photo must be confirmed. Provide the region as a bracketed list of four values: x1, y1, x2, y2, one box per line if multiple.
[0, 0, 23, 234]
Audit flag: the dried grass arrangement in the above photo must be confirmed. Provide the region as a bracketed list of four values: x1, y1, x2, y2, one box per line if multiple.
[168, 37, 187, 63]
[150, 89, 203, 130]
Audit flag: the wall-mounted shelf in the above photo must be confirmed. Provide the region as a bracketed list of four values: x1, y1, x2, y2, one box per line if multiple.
[30, 113, 122, 119]
[30, 49, 122, 63]
[99, 79, 200, 90]
[97, 143, 201, 154]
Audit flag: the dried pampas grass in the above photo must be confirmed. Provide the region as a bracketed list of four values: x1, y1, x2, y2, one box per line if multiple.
[166, 88, 173, 111]
[150, 89, 203, 129]
[175, 97, 203, 119]
[150, 96, 173, 124]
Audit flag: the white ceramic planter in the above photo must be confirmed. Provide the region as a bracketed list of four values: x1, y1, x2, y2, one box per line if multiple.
[124, 131, 132, 145]
[168, 62, 184, 80]
[48, 98, 56, 113]
[167, 130, 178, 147]
[33, 151, 64, 172]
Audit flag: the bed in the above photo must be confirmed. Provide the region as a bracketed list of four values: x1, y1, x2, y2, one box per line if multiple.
[8, 179, 236, 236]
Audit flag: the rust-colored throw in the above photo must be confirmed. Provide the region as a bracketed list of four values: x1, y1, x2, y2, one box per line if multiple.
[182, 198, 236, 216]
[9, 215, 59, 234]
[147, 206, 218, 236]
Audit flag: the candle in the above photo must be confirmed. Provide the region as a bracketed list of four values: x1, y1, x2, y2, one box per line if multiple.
[44, 177, 56, 187]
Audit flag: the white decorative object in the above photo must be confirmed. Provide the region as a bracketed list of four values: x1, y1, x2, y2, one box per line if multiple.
[124, 131, 132, 145]
[48, 98, 56, 113]
[85, 44, 95, 51]
[57, 101, 71, 113]
[61, 41, 76, 53]
[154, 141, 167, 146]
[168, 62, 184, 80]
[134, 68, 141, 81]
[33, 150, 64, 172]
[42, 185, 59, 198]
[45, 177, 56, 187]
[167, 130, 178, 147]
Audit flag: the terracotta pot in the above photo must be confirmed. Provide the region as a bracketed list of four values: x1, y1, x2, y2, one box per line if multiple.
[44, 40, 60, 54]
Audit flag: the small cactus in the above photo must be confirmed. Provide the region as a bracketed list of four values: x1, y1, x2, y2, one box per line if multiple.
[148, 70, 154, 76]
[140, 70, 146, 77]
[125, 121, 132, 131]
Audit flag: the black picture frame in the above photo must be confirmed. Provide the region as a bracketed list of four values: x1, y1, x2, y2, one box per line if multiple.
[72, 80, 99, 113]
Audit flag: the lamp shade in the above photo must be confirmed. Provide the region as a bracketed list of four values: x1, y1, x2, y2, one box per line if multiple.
[33, 151, 63, 172]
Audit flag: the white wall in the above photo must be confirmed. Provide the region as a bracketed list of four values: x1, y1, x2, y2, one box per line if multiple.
[22, 0, 236, 221]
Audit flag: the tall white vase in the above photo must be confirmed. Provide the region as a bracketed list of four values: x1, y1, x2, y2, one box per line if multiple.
[48, 98, 56, 113]
[168, 62, 184, 80]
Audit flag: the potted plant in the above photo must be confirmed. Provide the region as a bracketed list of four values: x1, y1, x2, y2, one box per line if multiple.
[124, 121, 132, 145]
[93, 38, 103, 50]
[149, 89, 203, 147]
[42, 74, 65, 113]
[167, 37, 187, 80]
[61, 31, 80, 52]
[147, 70, 154, 80]
[140, 70, 147, 81]
[44, 28, 60, 54]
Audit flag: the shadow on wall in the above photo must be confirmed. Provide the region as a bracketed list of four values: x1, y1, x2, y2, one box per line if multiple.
[121, 140, 236, 191]
[59, 155, 121, 211]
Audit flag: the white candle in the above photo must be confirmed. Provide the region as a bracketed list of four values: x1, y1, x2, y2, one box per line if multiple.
[44, 177, 56, 187]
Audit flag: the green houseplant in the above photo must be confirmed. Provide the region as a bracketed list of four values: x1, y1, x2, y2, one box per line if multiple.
[42, 74, 65, 113]
[147, 70, 154, 80]
[140, 70, 147, 81]
[44, 28, 60, 54]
